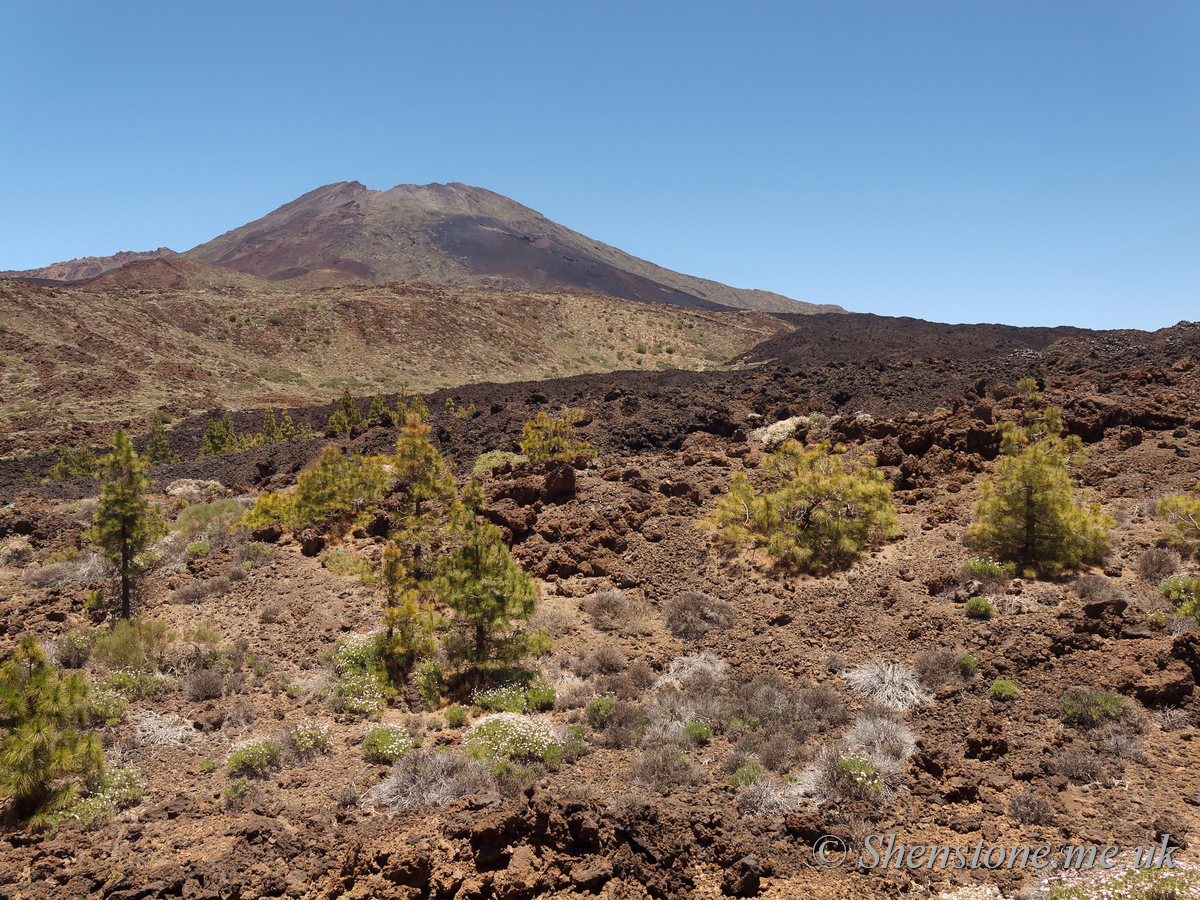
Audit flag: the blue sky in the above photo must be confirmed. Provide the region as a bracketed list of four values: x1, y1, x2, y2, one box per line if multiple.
[2, 1, 1196, 330]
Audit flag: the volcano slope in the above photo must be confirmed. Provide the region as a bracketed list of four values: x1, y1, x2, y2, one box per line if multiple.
[0, 317, 1199, 899]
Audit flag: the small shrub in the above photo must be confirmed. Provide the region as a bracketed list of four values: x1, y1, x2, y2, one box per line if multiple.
[964, 597, 995, 620]
[370, 749, 492, 809]
[323, 548, 374, 581]
[472, 684, 527, 714]
[586, 696, 617, 729]
[576, 644, 628, 677]
[99, 667, 162, 701]
[844, 715, 917, 765]
[683, 722, 712, 745]
[632, 745, 696, 792]
[1074, 573, 1121, 603]
[185, 668, 224, 702]
[798, 683, 849, 729]
[285, 720, 334, 761]
[472, 450, 527, 475]
[843, 659, 930, 711]
[415, 659, 444, 708]
[957, 654, 978, 679]
[444, 705, 468, 728]
[1049, 748, 1102, 782]
[525, 684, 556, 711]
[1160, 574, 1200, 605]
[1136, 548, 1181, 583]
[1061, 689, 1126, 730]
[736, 776, 803, 818]
[260, 601, 287, 624]
[86, 689, 129, 726]
[833, 754, 884, 799]
[200, 759, 215, 774]
[581, 589, 655, 635]
[227, 738, 282, 777]
[729, 762, 768, 788]
[59, 630, 96, 669]
[224, 777, 255, 810]
[1009, 790, 1054, 825]
[186, 541, 210, 558]
[663, 591, 736, 639]
[464, 713, 560, 762]
[914, 648, 960, 689]
[962, 556, 1005, 579]
[990, 679, 1019, 701]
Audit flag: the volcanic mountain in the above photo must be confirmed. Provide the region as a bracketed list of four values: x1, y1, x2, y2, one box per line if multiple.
[184, 181, 840, 314]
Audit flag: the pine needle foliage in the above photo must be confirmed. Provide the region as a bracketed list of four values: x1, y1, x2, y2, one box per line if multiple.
[242, 445, 388, 533]
[200, 411, 239, 457]
[143, 414, 178, 465]
[0, 637, 105, 826]
[85, 430, 168, 619]
[327, 388, 363, 436]
[393, 414, 456, 517]
[968, 405, 1112, 576]
[519, 410, 596, 464]
[708, 440, 899, 573]
[1158, 479, 1200, 559]
[438, 482, 540, 668]
[48, 444, 99, 480]
[378, 544, 439, 678]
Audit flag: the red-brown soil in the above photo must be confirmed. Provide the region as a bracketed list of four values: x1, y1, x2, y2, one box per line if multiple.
[1, 314, 1199, 899]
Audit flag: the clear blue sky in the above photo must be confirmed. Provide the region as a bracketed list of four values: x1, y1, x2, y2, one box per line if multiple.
[2, 1, 1196, 330]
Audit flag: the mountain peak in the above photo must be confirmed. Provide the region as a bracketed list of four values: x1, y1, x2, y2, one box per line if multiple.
[183, 182, 841, 314]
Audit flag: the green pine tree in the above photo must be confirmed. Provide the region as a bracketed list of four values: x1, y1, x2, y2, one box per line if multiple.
[367, 392, 389, 424]
[968, 405, 1112, 576]
[327, 388, 363, 436]
[85, 430, 168, 619]
[437, 482, 539, 669]
[143, 414, 178, 465]
[707, 440, 900, 574]
[519, 410, 596, 464]
[48, 444, 99, 480]
[378, 544, 438, 678]
[0, 636, 105, 826]
[393, 414, 456, 517]
[200, 411, 239, 457]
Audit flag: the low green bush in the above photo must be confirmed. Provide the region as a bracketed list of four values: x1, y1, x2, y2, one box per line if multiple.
[683, 722, 712, 745]
[227, 738, 282, 776]
[990, 679, 1019, 701]
[957, 653, 978, 679]
[286, 720, 333, 759]
[961, 556, 1005, 579]
[465, 713, 560, 764]
[1060, 689, 1126, 730]
[965, 597, 995, 620]
[444, 705, 468, 728]
[729, 762, 767, 788]
[361, 726, 414, 763]
[586, 696, 617, 728]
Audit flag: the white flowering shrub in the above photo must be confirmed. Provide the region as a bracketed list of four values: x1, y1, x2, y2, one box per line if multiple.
[331, 634, 387, 718]
[465, 713, 560, 763]
[67, 767, 144, 830]
[472, 685, 527, 714]
[286, 720, 333, 761]
[227, 738, 282, 776]
[361, 726, 414, 763]
[1040, 855, 1200, 899]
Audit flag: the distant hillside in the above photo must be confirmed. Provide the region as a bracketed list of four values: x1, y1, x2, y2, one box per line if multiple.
[0, 272, 791, 455]
[1, 247, 175, 283]
[185, 181, 843, 315]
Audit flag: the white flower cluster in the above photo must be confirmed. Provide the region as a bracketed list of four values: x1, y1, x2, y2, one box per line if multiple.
[361, 726, 414, 763]
[465, 713, 558, 761]
[287, 720, 333, 756]
[471, 684, 527, 713]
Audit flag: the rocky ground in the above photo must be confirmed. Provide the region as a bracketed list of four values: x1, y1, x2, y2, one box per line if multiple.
[0, 315, 1199, 899]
